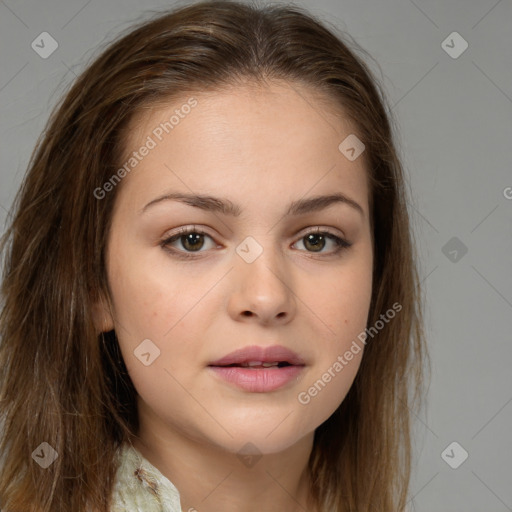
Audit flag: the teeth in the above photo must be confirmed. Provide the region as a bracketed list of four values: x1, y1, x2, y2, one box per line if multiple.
[241, 361, 279, 368]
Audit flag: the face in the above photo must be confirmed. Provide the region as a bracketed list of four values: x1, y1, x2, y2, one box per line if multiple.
[98, 80, 373, 455]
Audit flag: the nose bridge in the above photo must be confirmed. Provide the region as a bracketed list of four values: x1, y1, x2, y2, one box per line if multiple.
[235, 232, 284, 277]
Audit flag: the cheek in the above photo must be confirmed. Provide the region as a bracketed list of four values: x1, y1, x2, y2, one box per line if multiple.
[308, 256, 373, 343]
[296, 350, 362, 432]
[106, 239, 186, 337]
[294, 257, 372, 419]
[296, 275, 369, 422]
[106, 244, 211, 379]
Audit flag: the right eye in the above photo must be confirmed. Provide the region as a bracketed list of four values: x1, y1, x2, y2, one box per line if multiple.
[160, 226, 218, 258]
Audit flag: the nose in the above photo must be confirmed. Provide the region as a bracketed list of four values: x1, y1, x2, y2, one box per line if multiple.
[227, 239, 296, 326]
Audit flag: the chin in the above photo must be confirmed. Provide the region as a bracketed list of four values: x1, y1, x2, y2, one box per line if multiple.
[205, 423, 313, 458]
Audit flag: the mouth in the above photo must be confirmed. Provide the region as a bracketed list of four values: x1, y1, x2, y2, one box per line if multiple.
[214, 361, 295, 368]
[207, 345, 306, 392]
[208, 344, 306, 368]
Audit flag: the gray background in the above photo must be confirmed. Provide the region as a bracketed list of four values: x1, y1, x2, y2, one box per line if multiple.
[1, 0, 511, 510]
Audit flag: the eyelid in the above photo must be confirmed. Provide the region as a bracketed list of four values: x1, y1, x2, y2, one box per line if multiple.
[295, 225, 347, 240]
[161, 225, 215, 245]
[162, 224, 347, 241]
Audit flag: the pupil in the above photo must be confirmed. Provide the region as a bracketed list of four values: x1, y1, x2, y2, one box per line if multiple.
[183, 233, 204, 251]
[305, 233, 324, 252]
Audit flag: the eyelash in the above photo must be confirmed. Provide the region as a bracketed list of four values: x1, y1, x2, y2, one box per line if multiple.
[160, 226, 352, 260]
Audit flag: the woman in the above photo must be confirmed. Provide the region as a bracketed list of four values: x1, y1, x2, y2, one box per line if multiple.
[0, 1, 429, 510]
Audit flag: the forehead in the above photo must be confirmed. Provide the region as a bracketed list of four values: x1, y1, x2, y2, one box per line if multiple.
[116, 80, 369, 217]
[124, 79, 360, 156]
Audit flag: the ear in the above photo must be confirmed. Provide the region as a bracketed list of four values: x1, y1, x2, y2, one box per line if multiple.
[91, 293, 115, 334]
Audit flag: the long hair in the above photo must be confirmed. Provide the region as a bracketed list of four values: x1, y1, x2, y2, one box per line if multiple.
[0, 1, 430, 510]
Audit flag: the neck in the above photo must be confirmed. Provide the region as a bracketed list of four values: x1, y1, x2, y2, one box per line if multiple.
[130, 416, 318, 512]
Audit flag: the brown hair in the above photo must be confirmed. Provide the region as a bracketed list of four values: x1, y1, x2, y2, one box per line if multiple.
[0, 1, 429, 510]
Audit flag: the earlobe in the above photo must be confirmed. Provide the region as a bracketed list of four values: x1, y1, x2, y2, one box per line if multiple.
[92, 297, 115, 334]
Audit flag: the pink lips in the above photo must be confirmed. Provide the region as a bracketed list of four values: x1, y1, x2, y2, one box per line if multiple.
[208, 345, 306, 392]
[209, 345, 305, 367]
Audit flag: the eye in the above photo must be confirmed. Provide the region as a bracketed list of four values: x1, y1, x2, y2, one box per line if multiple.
[160, 226, 352, 259]
[160, 226, 216, 257]
[292, 227, 352, 255]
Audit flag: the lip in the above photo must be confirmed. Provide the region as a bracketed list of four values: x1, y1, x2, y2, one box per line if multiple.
[208, 344, 305, 366]
[208, 345, 306, 393]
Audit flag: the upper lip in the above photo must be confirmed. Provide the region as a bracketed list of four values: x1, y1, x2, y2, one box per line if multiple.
[208, 345, 305, 366]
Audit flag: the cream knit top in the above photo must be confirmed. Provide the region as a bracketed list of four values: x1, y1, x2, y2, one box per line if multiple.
[110, 443, 183, 512]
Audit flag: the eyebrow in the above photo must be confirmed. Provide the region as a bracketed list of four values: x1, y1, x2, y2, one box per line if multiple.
[140, 192, 364, 217]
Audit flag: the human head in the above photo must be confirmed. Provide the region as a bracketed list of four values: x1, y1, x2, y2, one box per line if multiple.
[0, 2, 428, 511]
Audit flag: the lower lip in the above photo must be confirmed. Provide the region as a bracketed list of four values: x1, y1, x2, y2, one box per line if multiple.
[208, 365, 305, 392]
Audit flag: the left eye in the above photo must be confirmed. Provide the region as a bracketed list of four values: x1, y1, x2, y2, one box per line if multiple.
[294, 230, 351, 254]
[161, 226, 352, 258]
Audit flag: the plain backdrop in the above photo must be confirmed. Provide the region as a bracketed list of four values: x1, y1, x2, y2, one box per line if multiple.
[1, 1, 511, 511]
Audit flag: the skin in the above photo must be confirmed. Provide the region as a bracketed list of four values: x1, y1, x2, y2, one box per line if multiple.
[94, 79, 373, 512]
